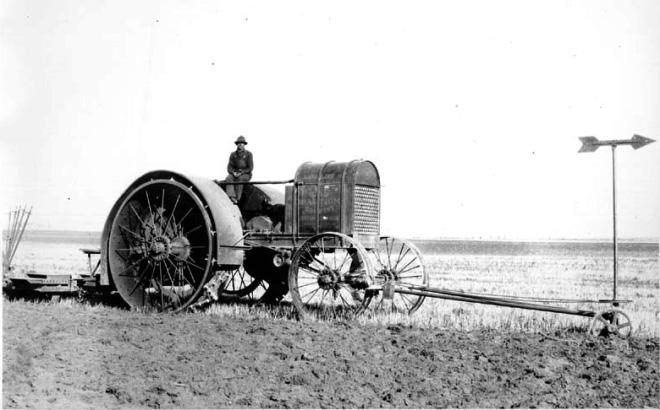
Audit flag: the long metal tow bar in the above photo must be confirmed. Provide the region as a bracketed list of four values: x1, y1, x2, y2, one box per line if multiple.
[386, 284, 630, 318]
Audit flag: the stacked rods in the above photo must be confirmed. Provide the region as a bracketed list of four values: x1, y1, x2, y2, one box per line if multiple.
[2, 206, 32, 274]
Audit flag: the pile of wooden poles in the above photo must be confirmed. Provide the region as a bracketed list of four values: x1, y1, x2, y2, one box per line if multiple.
[3, 206, 32, 274]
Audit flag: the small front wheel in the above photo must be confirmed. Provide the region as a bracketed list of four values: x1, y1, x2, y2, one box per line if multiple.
[288, 233, 373, 319]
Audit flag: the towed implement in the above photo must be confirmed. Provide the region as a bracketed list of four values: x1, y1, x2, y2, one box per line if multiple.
[4, 160, 632, 338]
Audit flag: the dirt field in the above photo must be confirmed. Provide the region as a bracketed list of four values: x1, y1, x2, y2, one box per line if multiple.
[3, 299, 658, 408]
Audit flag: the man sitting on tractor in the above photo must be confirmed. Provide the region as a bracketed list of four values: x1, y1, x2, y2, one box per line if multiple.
[225, 136, 253, 204]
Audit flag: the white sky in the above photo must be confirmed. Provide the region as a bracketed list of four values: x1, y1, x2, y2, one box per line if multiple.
[1, 0, 659, 240]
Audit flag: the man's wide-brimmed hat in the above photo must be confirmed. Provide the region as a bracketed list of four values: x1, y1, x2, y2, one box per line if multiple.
[234, 136, 247, 145]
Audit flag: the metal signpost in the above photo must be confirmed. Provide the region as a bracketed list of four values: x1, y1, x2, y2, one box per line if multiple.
[578, 134, 656, 303]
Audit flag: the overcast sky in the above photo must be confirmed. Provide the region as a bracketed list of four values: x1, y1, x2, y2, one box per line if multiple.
[1, 0, 659, 240]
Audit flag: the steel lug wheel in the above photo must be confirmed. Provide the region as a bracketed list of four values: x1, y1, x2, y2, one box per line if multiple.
[108, 179, 214, 312]
[288, 232, 373, 319]
[368, 236, 428, 314]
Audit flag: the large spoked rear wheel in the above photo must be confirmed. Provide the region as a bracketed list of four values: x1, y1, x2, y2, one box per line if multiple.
[108, 179, 214, 312]
[369, 236, 428, 314]
[288, 233, 373, 319]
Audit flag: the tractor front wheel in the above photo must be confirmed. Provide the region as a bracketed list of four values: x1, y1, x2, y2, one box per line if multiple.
[288, 232, 373, 319]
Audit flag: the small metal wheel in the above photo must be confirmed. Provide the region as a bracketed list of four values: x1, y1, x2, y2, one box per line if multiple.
[221, 265, 269, 302]
[588, 309, 632, 338]
[108, 178, 214, 312]
[288, 232, 373, 319]
[368, 236, 428, 314]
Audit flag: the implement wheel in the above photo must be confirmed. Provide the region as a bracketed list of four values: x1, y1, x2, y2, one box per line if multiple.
[288, 232, 373, 319]
[369, 236, 428, 314]
[108, 179, 214, 312]
[588, 309, 632, 338]
[221, 265, 269, 302]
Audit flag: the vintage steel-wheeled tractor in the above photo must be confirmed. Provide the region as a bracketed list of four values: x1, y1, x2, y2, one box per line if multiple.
[96, 159, 632, 337]
[100, 161, 427, 316]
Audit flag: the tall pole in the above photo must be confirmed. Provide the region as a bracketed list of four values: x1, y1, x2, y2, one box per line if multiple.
[578, 134, 655, 305]
[611, 146, 618, 303]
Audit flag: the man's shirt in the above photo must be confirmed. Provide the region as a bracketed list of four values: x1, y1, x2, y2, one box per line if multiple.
[227, 149, 254, 175]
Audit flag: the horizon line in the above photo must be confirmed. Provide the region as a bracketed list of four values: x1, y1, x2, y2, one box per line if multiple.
[9, 229, 659, 244]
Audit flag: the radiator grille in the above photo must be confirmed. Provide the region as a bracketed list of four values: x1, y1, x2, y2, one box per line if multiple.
[353, 185, 380, 234]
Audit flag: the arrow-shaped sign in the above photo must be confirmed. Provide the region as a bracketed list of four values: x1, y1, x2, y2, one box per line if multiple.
[578, 134, 655, 153]
[576, 132, 655, 303]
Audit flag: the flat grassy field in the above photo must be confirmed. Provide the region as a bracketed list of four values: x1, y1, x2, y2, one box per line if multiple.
[375, 239, 659, 336]
[8, 232, 659, 337]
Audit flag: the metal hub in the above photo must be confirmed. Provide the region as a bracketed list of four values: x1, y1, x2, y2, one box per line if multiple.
[378, 268, 397, 281]
[141, 235, 192, 262]
[170, 236, 191, 261]
[318, 269, 340, 290]
[149, 235, 171, 261]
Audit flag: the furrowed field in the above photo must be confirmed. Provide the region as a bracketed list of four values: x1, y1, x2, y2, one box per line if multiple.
[7, 231, 659, 336]
[3, 231, 659, 408]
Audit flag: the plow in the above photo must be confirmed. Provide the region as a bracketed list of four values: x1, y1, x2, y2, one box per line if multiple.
[3, 160, 633, 338]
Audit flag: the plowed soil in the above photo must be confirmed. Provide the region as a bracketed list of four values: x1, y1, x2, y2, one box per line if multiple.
[3, 300, 659, 408]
